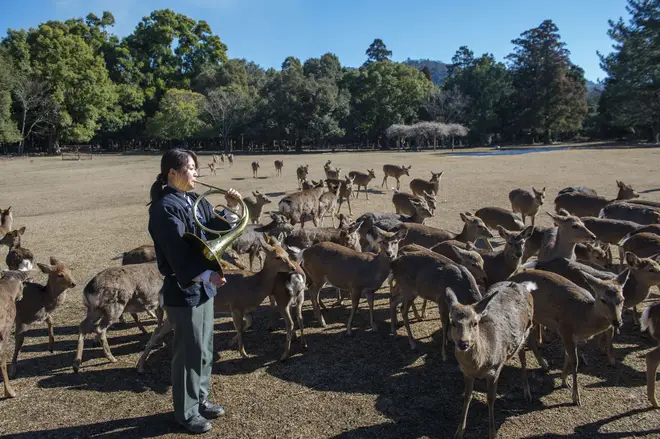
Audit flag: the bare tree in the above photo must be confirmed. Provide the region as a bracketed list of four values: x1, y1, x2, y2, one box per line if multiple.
[424, 86, 470, 125]
[13, 76, 59, 155]
[202, 87, 256, 153]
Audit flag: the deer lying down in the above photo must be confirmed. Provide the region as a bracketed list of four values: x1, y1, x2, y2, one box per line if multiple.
[446, 281, 536, 439]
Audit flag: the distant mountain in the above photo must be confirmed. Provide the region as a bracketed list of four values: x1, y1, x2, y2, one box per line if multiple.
[403, 59, 449, 86]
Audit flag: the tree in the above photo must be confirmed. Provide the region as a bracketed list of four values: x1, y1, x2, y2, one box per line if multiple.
[423, 86, 470, 124]
[421, 66, 433, 82]
[203, 86, 257, 152]
[12, 76, 59, 154]
[147, 89, 208, 142]
[364, 38, 392, 65]
[507, 20, 588, 143]
[0, 48, 20, 144]
[599, 0, 660, 143]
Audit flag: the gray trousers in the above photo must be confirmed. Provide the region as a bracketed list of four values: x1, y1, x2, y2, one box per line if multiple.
[166, 297, 215, 422]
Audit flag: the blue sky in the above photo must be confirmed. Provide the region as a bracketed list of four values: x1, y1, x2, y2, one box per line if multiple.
[0, 0, 629, 82]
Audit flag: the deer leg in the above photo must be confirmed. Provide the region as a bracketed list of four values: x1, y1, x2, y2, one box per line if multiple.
[402, 298, 417, 350]
[381, 176, 387, 188]
[46, 315, 55, 353]
[131, 313, 149, 335]
[346, 197, 352, 216]
[9, 323, 26, 378]
[455, 376, 474, 439]
[333, 287, 344, 307]
[486, 375, 499, 439]
[1, 354, 16, 398]
[366, 289, 377, 332]
[527, 325, 549, 371]
[440, 307, 449, 361]
[632, 306, 640, 326]
[268, 295, 278, 331]
[295, 297, 307, 350]
[99, 327, 117, 364]
[396, 179, 401, 191]
[309, 282, 327, 327]
[521, 213, 527, 225]
[345, 289, 361, 336]
[605, 327, 616, 366]
[231, 310, 248, 358]
[519, 348, 532, 401]
[280, 302, 295, 361]
[561, 334, 581, 406]
[390, 292, 401, 334]
[136, 317, 174, 374]
[646, 346, 660, 408]
[420, 298, 428, 320]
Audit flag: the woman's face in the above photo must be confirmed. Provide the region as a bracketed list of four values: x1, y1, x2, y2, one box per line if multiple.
[169, 156, 198, 192]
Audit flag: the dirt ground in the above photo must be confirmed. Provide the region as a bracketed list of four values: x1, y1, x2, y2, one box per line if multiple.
[1, 146, 660, 439]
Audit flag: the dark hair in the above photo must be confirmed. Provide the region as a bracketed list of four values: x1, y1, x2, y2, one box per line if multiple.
[148, 148, 199, 206]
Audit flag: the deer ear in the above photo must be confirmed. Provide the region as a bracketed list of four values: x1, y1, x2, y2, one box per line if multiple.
[444, 287, 459, 311]
[37, 263, 52, 274]
[18, 226, 26, 235]
[49, 256, 61, 265]
[474, 289, 499, 318]
[496, 225, 510, 239]
[459, 212, 469, 223]
[616, 268, 631, 287]
[626, 251, 641, 267]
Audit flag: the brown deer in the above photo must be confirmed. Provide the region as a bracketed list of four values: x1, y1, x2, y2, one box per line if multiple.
[381, 164, 411, 190]
[446, 281, 535, 439]
[392, 189, 437, 216]
[251, 161, 260, 178]
[323, 160, 341, 179]
[274, 159, 284, 176]
[318, 187, 339, 227]
[554, 180, 639, 217]
[296, 164, 310, 189]
[227, 153, 234, 167]
[0, 206, 13, 240]
[207, 162, 217, 176]
[621, 232, 660, 259]
[302, 227, 407, 334]
[278, 181, 326, 228]
[600, 202, 660, 225]
[348, 169, 377, 199]
[641, 302, 660, 407]
[509, 186, 546, 226]
[475, 206, 525, 232]
[399, 212, 494, 250]
[0, 270, 30, 397]
[73, 263, 163, 373]
[537, 210, 596, 262]
[244, 191, 272, 224]
[3, 226, 34, 271]
[336, 175, 355, 216]
[10, 258, 77, 377]
[580, 216, 641, 263]
[409, 171, 443, 197]
[509, 268, 630, 406]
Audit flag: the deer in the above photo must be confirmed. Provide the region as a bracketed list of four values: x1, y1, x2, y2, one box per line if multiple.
[628, 199, 660, 209]
[558, 186, 598, 197]
[0, 270, 30, 398]
[283, 220, 362, 253]
[348, 169, 377, 199]
[399, 212, 494, 250]
[509, 268, 630, 406]
[381, 164, 411, 190]
[580, 216, 641, 263]
[251, 161, 260, 178]
[0, 206, 13, 241]
[432, 225, 534, 286]
[112, 244, 157, 265]
[620, 232, 660, 260]
[475, 206, 526, 232]
[3, 226, 34, 271]
[600, 202, 660, 225]
[278, 180, 326, 228]
[9, 258, 77, 377]
[227, 153, 234, 167]
[230, 212, 294, 271]
[621, 224, 660, 241]
[554, 180, 639, 217]
[207, 162, 217, 176]
[296, 164, 310, 189]
[409, 171, 443, 198]
[244, 191, 272, 224]
[323, 160, 341, 179]
[73, 263, 164, 373]
[392, 189, 436, 216]
[274, 159, 284, 176]
[574, 242, 612, 270]
[318, 186, 339, 227]
[356, 203, 433, 253]
[509, 186, 546, 226]
[537, 209, 596, 262]
[446, 281, 536, 439]
[301, 226, 407, 334]
[137, 235, 300, 370]
[641, 302, 660, 407]
[390, 249, 482, 359]
[336, 175, 355, 216]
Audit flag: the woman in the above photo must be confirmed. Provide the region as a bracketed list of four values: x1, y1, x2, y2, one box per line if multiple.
[148, 148, 242, 434]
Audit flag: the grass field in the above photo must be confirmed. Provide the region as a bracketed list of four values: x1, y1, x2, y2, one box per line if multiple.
[1, 146, 660, 438]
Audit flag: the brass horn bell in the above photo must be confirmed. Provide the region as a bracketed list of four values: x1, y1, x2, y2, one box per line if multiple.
[183, 180, 250, 275]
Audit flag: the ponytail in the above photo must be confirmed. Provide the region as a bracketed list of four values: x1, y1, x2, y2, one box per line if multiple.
[147, 173, 166, 207]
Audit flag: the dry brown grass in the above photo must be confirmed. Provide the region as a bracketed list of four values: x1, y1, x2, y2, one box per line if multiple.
[1, 147, 660, 438]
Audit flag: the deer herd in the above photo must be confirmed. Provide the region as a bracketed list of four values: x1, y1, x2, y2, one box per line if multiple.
[2, 153, 660, 438]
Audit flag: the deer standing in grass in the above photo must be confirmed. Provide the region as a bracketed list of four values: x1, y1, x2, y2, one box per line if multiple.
[244, 191, 272, 224]
[324, 160, 341, 179]
[446, 281, 536, 439]
[251, 161, 260, 178]
[296, 164, 310, 189]
[208, 162, 217, 176]
[0, 270, 30, 398]
[10, 258, 77, 377]
[509, 186, 546, 226]
[302, 226, 407, 334]
[227, 153, 234, 167]
[274, 160, 283, 176]
[409, 171, 443, 198]
[381, 164, 411, 190]
[348, 169, 377, 199]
